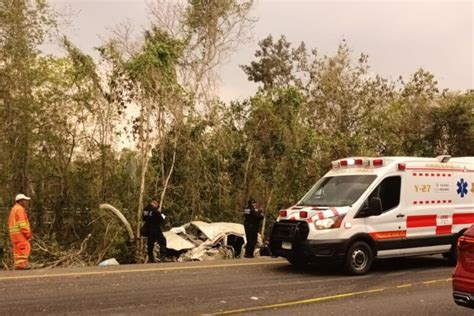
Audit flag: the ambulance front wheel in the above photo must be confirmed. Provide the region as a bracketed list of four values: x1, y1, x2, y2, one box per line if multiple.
[345, 241, 373, 275]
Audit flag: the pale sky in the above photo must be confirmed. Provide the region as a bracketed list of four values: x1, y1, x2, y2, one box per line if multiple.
[50, 0, 474, 102]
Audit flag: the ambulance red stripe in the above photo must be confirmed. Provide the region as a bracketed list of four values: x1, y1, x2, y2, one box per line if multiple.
[407, 215, 437, 228]
[330, 207, 339, 217]
[453, 213, 474, 225]
[436, 225, 452, 235]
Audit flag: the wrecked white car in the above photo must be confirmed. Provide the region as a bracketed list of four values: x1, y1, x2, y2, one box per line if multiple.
[164, 221, 262, 261]
[98, 205, 268, 262]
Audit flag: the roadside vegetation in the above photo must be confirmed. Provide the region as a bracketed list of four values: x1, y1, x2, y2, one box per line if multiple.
[0, 0, 472, 268]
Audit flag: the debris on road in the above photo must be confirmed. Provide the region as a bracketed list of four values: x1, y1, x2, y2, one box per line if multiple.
[98, 258, 120, 266]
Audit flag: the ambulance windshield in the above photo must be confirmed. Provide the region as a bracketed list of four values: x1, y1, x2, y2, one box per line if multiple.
[298, 175, 376, 207]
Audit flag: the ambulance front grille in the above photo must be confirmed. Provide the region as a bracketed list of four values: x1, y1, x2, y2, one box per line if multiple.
[270, 220, 309, 241]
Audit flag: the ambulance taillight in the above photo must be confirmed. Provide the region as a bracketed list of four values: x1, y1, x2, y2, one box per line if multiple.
[279, 210, 287, 217]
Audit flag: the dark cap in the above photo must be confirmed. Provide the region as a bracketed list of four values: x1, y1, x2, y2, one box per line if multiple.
[248, 198, 256, 204]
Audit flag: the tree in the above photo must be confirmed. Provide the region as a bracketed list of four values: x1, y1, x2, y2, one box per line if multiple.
[427, 92, 474, 156]
[103, 27, 185, 256]
[0, 0, 56, 196]
[241, 35, 295, 90]
[148, 0, 256, 106]
[389, 69, 440, 156]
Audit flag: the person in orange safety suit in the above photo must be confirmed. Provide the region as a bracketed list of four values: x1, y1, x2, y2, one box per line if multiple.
[8, 194, 33, 270]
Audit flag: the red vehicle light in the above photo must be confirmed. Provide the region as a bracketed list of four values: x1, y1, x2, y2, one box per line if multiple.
[279, 210, 287, 217]
[300, 211, 308, 218]
[354, 159, 363, 165]
[398, 163, 406, 171]
[372, 159, 383, 167]
[458, 235, 474, 249]
[340, 160, 348, 167]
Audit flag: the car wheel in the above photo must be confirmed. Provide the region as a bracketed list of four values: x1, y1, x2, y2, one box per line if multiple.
[445, 236, 459, 267]
[345, 241, 373, 275]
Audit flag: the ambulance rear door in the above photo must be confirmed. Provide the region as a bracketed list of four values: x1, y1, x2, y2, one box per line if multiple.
[402, 167, 463, 255]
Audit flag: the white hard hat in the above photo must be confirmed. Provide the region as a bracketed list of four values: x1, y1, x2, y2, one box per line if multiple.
[15, 194, 31, 201]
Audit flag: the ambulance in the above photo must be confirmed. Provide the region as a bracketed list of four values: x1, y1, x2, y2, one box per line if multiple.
[269, 156, 474, 275]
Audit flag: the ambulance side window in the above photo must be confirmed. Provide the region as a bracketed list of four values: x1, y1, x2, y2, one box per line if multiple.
[368, 176, 401, 213]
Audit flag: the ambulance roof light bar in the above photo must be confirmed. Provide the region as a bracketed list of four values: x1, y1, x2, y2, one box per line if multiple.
[372, 158, 384, 167]
[332, 158, 370, 169]
[436, 155, 451, 163]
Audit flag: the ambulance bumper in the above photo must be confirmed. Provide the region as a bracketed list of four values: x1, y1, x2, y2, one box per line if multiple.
[271, 239, 347, 262]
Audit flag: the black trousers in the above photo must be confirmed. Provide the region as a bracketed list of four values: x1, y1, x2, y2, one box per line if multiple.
[147, 230, 167, 262]
[244, 224, 259, 258]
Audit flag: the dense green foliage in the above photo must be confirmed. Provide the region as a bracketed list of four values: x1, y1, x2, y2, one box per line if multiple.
[0, 0, 472, 266]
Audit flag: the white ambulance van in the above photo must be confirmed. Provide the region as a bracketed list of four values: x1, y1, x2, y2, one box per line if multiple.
[269, 156, 474, 275]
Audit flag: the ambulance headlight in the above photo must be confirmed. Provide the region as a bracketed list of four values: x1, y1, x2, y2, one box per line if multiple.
[314, 214, 346, 230]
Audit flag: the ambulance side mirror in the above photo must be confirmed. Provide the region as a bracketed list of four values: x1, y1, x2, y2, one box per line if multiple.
[368, 197, 383, 216]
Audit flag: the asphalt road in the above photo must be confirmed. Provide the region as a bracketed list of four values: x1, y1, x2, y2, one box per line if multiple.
[0, 255, 471, 315]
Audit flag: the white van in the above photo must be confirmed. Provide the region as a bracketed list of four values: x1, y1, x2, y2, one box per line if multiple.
[269, 156, 474, 274]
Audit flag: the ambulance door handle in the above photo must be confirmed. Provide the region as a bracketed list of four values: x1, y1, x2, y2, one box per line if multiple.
[396, 213, 405, 218]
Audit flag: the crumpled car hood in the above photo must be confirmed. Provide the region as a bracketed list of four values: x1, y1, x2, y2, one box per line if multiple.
[163, 231, 196, 251]
[188, 221, 245, 241]
[163, 221, 254, 261]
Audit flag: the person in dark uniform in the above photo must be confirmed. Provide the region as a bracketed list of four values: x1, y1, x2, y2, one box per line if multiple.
[142, 198, 169, 263]
[243, 199, 264, 258]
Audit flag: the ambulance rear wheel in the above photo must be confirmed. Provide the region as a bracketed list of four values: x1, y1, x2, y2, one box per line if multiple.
[345, 241, 373, 275]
